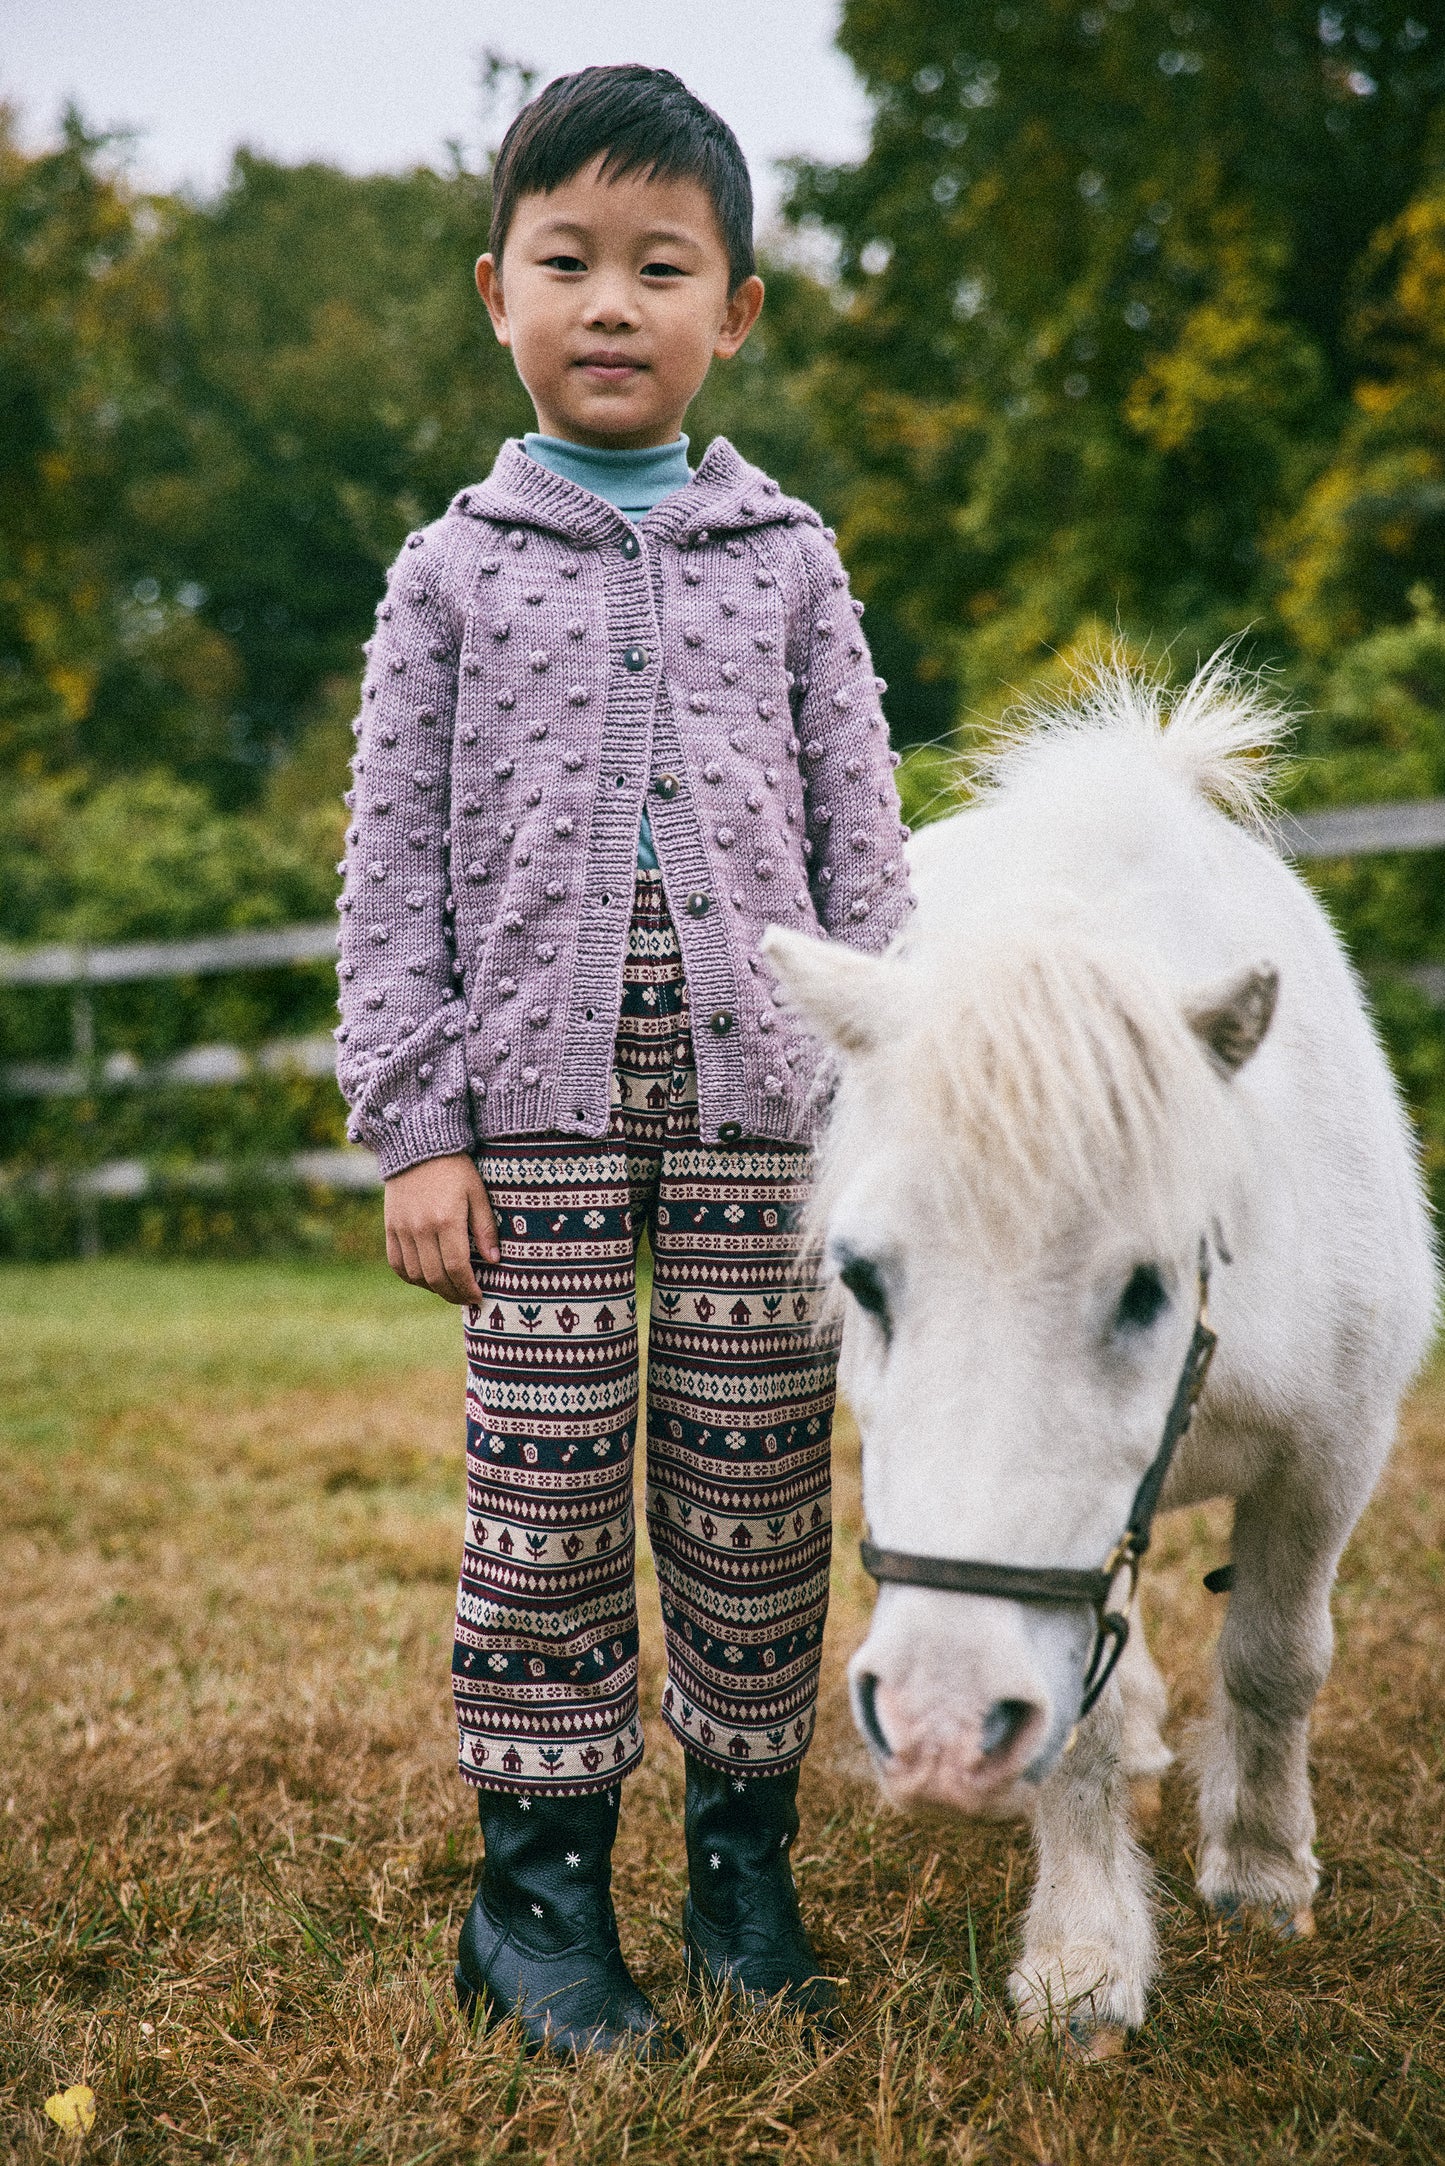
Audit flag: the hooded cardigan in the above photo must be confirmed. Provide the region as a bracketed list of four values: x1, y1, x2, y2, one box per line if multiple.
[335, 436, 914, 1178]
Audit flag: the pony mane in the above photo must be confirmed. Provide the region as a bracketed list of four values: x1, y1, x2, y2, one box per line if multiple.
[973, 648, 1291, 837]
[816, 925, 1239, 1263]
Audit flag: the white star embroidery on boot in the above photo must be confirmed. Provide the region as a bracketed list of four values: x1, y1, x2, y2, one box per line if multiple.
[531, 1903, 544, 1917]
[709, 1852, 722, 1870]
[517, 1797, 531, 1810]
[732, 1778, 747, 1792]
[565, 1851, 581, 1868]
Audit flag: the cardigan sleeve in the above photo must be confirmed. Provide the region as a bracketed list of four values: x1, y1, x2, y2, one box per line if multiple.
[334, 516, 478, 1179]
[790, 526, 915, 952]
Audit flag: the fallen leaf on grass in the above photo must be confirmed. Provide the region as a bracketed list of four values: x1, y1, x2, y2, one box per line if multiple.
[44, 2084, 96, 2134]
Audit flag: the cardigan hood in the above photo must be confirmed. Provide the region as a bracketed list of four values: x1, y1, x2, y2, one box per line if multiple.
[457, 436, 819, 551]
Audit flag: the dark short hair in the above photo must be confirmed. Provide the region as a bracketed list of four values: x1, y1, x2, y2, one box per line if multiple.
[490, 65, 755, 292]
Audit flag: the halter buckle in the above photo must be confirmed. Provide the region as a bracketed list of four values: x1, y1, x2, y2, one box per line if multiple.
[1077, 1534, 1143, 1718]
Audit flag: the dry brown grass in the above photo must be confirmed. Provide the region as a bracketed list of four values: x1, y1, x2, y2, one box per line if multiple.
[2, 1259, 1442, 2163]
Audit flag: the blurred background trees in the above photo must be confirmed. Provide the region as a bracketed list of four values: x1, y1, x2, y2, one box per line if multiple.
[4, 0, 1445, 1248]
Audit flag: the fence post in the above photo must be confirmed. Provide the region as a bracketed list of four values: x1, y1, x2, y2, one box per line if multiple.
[71, 970, 100, 1262]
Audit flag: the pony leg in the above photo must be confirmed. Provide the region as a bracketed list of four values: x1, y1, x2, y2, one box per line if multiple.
[1116, 1613, 1174, 1828]
[1192, 1463, 1361, 1937]
[1010, 1681, 1156, 2055]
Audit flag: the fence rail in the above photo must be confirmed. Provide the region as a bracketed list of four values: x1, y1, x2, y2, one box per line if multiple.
[4, 795, 1445, 1244]
[1278, 797, 1445, 859]
[3, 1148, 382, 1201]
[0, 913, 373, 1239]
[3, 1032, 337, 1099]
[0, 920, 336, 988]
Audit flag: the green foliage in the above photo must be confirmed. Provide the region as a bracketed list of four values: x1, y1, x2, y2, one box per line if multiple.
[1291, 588, 1445, 965]
[116, 152, 533, 799]
[0, 768, 333, 949]
[786, 1, 1445, 706]
[1278, 181, 1445, 654]
[0, 108, 163, 772]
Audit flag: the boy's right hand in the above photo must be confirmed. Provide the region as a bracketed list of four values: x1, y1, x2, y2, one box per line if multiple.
[383, 1154, 500, 1304]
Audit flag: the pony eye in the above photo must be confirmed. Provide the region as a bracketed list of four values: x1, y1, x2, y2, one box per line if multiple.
[1115, 1264, 1168, 1332]
[839, 1252, 892, 1339]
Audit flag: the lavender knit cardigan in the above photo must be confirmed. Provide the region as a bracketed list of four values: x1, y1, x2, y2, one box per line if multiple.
[335, 437, 914, 1177]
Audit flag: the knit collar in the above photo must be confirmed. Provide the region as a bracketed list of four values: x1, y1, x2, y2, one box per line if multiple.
[452, 435, 821, 548]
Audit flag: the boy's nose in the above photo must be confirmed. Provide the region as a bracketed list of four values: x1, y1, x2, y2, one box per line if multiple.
[585, 285, 642, 332]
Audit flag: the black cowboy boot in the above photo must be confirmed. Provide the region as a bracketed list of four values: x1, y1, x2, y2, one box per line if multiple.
[456, 1786, 672, 2057]
[681, 1754, 841, 2024]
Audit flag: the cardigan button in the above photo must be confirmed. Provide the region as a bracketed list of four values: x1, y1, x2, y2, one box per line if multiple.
[623, 644, 648, 671]
[619, 532, 640, 559]
[686, 891, 711, 917]
[652, 773, 679, 799]
[718, 1121, 743, 1142]
[709, 1010, 734, 1036]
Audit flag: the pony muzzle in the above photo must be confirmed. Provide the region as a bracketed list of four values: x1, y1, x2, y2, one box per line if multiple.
[847, 1619, 1051, 1815]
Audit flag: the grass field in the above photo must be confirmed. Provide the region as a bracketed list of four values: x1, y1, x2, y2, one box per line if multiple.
[1, 1260, 1442, 2164]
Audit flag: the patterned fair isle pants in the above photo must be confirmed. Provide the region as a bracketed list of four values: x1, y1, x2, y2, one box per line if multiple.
[453, 872, 839, 1796]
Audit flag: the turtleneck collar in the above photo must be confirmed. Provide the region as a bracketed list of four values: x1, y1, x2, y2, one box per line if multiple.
[522, 432, 692, 516]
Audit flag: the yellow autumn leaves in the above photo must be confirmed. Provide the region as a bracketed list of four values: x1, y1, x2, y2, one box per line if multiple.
[43, 2083, 97, 2135]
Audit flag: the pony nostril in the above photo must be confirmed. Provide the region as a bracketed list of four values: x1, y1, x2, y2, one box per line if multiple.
[980, 1698, 1036, 1761]
[856, 1671, 892, 1758]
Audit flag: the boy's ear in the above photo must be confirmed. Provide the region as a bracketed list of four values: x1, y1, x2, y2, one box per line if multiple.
[476, 255, 510, 344]
[715, 274, 765, 359]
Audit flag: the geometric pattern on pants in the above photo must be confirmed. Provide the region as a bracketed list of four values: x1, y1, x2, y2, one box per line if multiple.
[453, 869, 839, 1796]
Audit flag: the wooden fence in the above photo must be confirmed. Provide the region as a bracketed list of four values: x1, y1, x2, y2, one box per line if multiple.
[3, 795, 1445, 1250]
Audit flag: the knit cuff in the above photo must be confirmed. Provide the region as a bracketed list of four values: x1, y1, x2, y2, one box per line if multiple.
[363, 1100, 479, 1182]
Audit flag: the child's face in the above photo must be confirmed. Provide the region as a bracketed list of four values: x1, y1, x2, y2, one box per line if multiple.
[477, 156, 764, 449]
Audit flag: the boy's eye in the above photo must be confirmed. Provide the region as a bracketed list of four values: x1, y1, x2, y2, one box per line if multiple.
[542, 254, 587, 273]
[641, 260, 687, 280]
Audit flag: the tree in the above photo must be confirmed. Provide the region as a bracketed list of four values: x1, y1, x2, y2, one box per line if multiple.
[107, 150, 533, 803]
[0, 108, 162, 774]
[785, 1, 1445, 717]
[1276, 179, 1445, 655]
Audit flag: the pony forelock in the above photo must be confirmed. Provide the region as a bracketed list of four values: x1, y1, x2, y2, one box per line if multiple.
[813, 927, 1240, 1266]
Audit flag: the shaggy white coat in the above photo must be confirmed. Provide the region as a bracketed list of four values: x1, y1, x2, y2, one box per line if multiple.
[764, 659, 1437, 2052]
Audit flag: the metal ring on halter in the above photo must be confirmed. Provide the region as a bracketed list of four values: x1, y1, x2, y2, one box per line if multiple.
[1077, 1537, 1143, 1716]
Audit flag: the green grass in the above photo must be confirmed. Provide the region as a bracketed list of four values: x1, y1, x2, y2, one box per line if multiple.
[0, 1260, 457, 1453]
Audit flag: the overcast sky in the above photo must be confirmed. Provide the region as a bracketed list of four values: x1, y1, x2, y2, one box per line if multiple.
[2, 0, 873, 226]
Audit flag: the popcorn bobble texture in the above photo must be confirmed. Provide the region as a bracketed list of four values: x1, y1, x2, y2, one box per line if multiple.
[335, 438, 914, 1174]
[337, 519, 479, 1177]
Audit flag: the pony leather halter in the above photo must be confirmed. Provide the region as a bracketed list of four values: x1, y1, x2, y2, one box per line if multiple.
[860, 1246, 1217, 1720]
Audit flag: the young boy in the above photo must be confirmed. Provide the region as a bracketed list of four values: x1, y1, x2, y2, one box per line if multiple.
[335, 64, 913, 2056]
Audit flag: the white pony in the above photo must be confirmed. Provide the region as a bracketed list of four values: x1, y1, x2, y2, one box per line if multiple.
[764, 660, 1436, 2054]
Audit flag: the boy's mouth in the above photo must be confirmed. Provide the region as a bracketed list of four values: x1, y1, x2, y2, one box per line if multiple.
[575, 350, 647, 385]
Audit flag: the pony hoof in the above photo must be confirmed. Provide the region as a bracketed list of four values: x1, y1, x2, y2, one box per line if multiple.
[1211, 1897, 1316, 1941]
[1066, 2017, 1128, 2062]
[1016, 2005, 1130, 2060]
[1129, 1777, 1163, 1830]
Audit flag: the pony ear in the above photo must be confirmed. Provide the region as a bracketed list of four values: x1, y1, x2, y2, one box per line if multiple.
[1184, 961, 1279, 1077]
[761, 926, 899, 1054]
